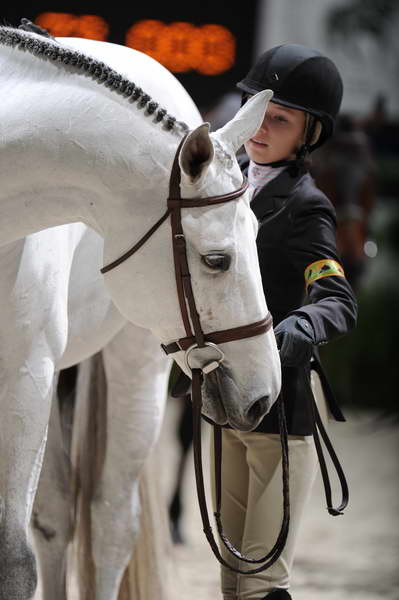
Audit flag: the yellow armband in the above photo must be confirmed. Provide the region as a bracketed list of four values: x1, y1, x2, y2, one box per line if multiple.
[304, 259, 345, 289]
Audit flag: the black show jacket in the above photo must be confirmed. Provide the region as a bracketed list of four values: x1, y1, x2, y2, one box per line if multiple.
[248, 164, 357, 435]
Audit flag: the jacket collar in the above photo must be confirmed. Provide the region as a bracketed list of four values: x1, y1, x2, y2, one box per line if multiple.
[248, 165, 306, 222]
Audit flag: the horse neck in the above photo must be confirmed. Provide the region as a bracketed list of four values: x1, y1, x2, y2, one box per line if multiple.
[0, 40, 178, 246]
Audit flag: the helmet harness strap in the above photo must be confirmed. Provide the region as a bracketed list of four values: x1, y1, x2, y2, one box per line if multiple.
[252, 113, 320, 177]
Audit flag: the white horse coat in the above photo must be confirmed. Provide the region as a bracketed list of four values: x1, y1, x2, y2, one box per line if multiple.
[1, 224, 171, 600]
[0, 27, 281, 600]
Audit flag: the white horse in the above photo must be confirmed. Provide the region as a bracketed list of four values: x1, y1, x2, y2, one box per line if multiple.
[0, 26, 281, 600]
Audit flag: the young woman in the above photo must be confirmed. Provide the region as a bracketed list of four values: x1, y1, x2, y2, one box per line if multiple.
[214, 44, 358, 600]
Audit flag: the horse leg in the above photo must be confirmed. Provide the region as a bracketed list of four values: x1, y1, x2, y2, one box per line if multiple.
[90, 323, 170, 600]
[169, 396, 193, 544]
[31, 370, 75, 600]
[0, 362, 54, 600]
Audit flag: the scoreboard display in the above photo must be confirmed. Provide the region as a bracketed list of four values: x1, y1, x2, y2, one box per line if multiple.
[1, 3, 259, 109]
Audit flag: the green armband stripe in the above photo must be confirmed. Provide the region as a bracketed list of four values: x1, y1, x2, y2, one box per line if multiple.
[304, 259, 345, 288]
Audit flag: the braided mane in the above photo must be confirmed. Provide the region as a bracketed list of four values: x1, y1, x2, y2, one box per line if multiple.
[0, 24, 189, 134]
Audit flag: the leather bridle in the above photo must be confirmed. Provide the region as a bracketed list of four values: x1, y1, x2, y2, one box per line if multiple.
[101, 133, 348, 574]
[101, 134, 273, 373]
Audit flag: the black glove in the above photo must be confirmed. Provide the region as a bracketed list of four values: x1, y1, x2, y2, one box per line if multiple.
[274, 315, 316, 368]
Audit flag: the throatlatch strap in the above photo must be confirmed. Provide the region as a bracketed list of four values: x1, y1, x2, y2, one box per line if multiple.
[101, 209, 171, 274]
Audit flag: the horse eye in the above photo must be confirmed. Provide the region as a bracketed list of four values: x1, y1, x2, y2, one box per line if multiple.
[201, 253, 231, 271]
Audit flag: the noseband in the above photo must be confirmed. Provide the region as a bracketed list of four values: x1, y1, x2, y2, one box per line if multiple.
[101, 134, 348, 574]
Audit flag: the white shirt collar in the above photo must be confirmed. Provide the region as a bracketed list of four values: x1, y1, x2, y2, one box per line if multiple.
[248, 161, 285, 200]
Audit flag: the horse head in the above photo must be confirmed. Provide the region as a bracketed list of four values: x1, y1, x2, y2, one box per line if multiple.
[105, 90, 281, 431]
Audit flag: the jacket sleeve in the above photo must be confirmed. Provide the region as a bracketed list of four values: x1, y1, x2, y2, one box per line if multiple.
[287, 193, 358, 345]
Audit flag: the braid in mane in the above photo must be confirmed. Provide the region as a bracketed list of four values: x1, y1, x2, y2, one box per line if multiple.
[0, 22, 189, 134]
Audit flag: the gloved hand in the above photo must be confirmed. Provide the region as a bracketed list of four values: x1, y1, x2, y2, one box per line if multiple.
[274, 315, 316, 368]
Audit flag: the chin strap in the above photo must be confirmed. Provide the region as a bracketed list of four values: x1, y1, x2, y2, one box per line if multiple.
[252, 113, 319, 177]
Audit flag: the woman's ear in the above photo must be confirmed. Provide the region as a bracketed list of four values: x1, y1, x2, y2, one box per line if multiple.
[303, 115, 322, 146]
[310, 121, 322, 145]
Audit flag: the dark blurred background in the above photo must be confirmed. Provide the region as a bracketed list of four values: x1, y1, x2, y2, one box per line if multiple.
[2, 0, 398, 416]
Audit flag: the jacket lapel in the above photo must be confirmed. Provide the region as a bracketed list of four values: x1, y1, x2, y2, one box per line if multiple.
[250, 168, 304, 222]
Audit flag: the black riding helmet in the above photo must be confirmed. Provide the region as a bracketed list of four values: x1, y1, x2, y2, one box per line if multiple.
[237, 43, 343, 160]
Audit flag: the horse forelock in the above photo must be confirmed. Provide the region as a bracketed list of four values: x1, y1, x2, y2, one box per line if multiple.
[0, 26, 189, 136]
[212, 138, 234, 170]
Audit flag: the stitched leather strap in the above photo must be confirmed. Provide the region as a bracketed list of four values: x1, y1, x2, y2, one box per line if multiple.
[167, 138, 249, 348]
[100, 208, 171, 275]
[167, 179, 248, 208]
[192, 370, 290, 573]
[161, 315, 273, 355]
[311, 395, 349, 515]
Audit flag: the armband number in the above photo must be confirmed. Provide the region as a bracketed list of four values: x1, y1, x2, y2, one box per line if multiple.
[304, 259, 345, 289]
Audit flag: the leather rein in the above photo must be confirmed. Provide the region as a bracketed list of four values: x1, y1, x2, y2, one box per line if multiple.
[101, 134, 348, 574]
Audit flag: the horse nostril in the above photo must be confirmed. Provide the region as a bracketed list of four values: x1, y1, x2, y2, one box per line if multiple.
[245, 396, 269, 425]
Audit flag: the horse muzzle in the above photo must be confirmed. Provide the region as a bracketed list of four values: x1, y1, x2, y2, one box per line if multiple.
[202, 363, 272, 431]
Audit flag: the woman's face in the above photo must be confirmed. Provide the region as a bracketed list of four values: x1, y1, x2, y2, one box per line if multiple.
[244, 101, 306, 164]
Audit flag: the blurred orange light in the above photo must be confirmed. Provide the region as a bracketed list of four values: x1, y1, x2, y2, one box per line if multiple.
[35, 12, 109, 41]
[158, 22, 198, 73]
[34, 15, 235, 74]
[75, 16, 109, 41]
[125, 20, 167, 63]
[126, 20, 236, 75]
[195, 24, 236, 75]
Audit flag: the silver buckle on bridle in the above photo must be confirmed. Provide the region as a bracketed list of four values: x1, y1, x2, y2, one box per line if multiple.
[184, 342, 225, 375]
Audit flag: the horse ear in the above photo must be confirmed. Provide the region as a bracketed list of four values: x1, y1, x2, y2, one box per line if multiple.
[216, 90, 274, 154]
[179, 123, 214, 182]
